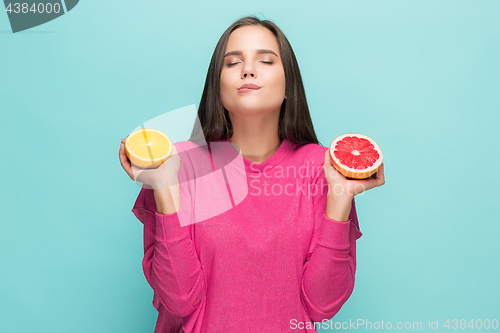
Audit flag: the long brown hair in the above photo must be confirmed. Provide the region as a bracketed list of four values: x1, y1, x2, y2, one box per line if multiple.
[191, 15, 320, 146]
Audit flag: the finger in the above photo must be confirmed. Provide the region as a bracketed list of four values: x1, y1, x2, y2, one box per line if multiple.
[364, 173, 384, 189]
[377, 163, 385, 185]
[323, 149, 331, 167]
[323, 150, 337, 179]
[119, 143, 133, 177]
[351, 178, 378, 194]
[119, 145, 130, 171]
[119, 142, 128, 162]
[356, 166, 385, 191]
[118, 142, 125, 162]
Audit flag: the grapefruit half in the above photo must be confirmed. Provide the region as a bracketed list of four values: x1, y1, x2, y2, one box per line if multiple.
[125, 128, 172, 169]
[329, 133, 383, 179]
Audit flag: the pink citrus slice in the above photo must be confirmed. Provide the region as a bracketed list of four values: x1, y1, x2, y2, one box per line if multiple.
[329, 133, 383, 179]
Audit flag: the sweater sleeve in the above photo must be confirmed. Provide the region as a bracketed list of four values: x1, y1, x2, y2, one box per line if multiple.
[131, 142, 207, 318]
[300, 168, 363, 323]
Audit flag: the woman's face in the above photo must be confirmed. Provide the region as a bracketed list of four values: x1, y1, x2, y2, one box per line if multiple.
[220, 25, 286, 117]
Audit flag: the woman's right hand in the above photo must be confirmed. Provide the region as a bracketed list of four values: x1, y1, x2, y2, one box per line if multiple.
[119, 138, 181, 190]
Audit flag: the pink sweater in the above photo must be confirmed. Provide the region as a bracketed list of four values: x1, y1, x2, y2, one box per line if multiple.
[131, 138, 362, 333]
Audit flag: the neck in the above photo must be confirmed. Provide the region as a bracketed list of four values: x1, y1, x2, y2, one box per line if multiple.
[227, 108, 282, 164]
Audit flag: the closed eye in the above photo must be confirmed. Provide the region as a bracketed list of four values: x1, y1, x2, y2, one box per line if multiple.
[226, 61, 274, 67]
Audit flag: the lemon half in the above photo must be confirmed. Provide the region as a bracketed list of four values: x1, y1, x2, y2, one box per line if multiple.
[125, 128, 172, 168]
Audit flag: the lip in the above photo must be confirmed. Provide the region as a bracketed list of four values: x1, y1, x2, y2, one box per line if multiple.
[238, 83, 261, 92]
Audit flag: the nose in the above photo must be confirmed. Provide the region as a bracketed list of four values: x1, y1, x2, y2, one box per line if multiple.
[241, 63, 256, 79]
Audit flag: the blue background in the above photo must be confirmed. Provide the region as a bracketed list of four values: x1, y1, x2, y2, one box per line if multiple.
[1, 1, 499, 332]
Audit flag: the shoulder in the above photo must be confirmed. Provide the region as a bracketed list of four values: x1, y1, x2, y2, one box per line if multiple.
[288, 141, 329, 165]
[283, 141, 329, 182]
[172, 140, 212, 165]
[173, 140, 206, 154]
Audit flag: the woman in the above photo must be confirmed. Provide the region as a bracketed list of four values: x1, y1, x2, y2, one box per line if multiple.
[119, 15, 384, 333]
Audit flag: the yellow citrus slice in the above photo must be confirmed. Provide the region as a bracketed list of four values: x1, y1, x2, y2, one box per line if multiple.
[125, 128, 172, 168]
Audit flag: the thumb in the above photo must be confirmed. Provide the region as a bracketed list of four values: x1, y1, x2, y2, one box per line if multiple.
[324, 149, 332, 167]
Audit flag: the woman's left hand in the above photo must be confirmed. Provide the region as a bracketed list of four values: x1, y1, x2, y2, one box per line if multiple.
[322, 149, 385, 199]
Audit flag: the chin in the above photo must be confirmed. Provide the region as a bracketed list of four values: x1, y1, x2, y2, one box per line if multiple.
[235, 105, 280, 116]
[231, 100, 283, 114]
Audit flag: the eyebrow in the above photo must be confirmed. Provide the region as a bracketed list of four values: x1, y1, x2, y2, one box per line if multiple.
[224, 49, 279, 58]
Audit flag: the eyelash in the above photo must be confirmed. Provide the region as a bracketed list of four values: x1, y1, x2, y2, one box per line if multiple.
[227, 61, 273, 67]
